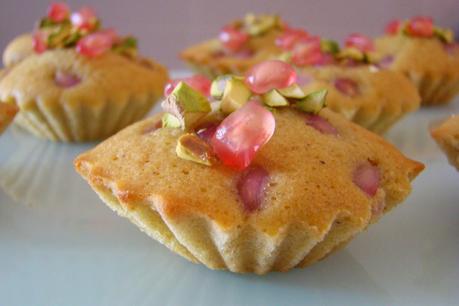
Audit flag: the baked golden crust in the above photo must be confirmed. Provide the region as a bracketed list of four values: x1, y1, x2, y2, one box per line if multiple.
[2, 34, 34, 67]
[0, 49, 168, 142]
[180, 28, 283, 78]
[431, 115, 459, 170]
[75, 108, 423, 274]
[0, 102, 18, 135]
[301, 65, 421, 133]
[375, 35, 459, 105]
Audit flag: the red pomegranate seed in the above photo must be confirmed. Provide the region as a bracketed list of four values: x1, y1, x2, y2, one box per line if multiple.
[304, 114, 338, 135]
[275, 28, 310, 50]
[353, 163, 380, 197]
[164, 75, 212, 97]
[76, 29, 117, 57]
[211, 100, 275, 170]
[196, 122, 220, 143]
[47, 2, 70, 22]
[55, 71, 81, 88]
[406, 16, 434, 37]
[245, 60, 297, 94]
[345, 33, 374, 52]
[219, 26, 249, 52]
[71, 6, 98, 31]
[290, 37, 325, 67]
[32, 31, 47, 53]
[385, 19, 401, 35]
[334, 78, 359, 97]
[237, 165, 269, 212]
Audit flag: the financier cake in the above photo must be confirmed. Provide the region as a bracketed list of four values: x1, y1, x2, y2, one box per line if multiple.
[75, 60, 424, 274]
[0, 102, 18, 135]
[0, 3, 168, 142]
[375, 16, 459, 106]
[431, 115, 459, 171]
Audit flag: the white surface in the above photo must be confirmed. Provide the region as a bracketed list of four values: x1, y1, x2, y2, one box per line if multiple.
[0, 88, 458, 306]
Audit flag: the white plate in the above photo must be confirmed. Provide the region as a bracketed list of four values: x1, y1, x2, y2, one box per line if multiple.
[0, 77, 458, 306]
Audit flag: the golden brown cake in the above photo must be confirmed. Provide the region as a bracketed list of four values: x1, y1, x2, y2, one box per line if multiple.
[0, 4, 168, 142]
[2, 34, 34, 67]
[431, 115, 459, 170]
[0, 102, 18, 135]
[180, 14, 285, 77]
[75, 61, 424, 274]
[375, 17, 459, 106]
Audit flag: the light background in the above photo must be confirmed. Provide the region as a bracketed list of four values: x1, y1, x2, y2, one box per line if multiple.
[0, 0, 458, 69]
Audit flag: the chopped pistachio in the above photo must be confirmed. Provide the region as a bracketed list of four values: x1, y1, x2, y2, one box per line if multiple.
[278, 52, 292, 62]
[161, 82, 211, 130]
[434, 27, 454, 44]
[176, 133, 216, 166]
[47, 24, 72, 48]
[162, 113, 181, 128]
[338, 47, 365, 62]
[278, 84, 306, 99]
[210, 75, 231, 99]
[321, 39, 340, 55]
[244, 14, 280, 36]
[262, 89, 289, 107]
[296, 89, 328, 114]
[220, 77, 252, 114]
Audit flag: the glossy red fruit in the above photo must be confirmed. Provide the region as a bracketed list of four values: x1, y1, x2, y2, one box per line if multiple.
[196, 122, 220, 143]
[334, 78, 359, 97]
[245, 60, 297, 94]
[290, 37, 324, 67]
[71, 6, 98, 31]
[275, 28, 309, 50]
[385, 19, 401, 35]
[76, 29, 116, 57]
[353, 163, 380, 197]
[219, 26, 249, 52]
[32, 31, 47, 53]
[304, 114, 338, 135]
[406, 16, 434, 37]
[47, 2, 70, 22]
[211, 101, 275, 170]
[345, 33, 374, 52]
[164, 75, 212, 97]
[237, 165, 269, 212]
[55, 71, 81, 88]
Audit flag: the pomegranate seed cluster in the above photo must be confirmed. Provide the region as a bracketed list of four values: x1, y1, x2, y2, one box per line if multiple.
[384, 16, 454, 43]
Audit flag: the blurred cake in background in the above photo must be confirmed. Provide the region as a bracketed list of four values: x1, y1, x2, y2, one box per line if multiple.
[431, 115, 459, 170]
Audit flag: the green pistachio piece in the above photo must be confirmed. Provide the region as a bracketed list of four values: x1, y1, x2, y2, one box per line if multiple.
[112, 36, 138, 57]
[321, 39, 340, 55]
[63, 32, 82, 47]
[220, 77, 252, 114]
[434, 27, 454, 44]
[162, 113, 181, 128]
[278, 84, 306, 99]
[338, 47, 365, 61]
[278, 52, 292, 62]
[47, 24, 72, 48]
[161, 82, 211, 130]
[244, 14, 280, 36]
[176, 133, 216, 166]
[262, 89, 289, 107]
[296, 89, 328, 114]
[210, 75, 232, 99]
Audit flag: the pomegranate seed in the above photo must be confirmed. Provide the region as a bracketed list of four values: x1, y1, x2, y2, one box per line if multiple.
[334, 78, 359, 97]
[211, 101, 275, 170]
[219, 26, 249, 52]
[406, 16, 434, 37]
[196, 122, 220, 143]
[385, 19, 401, 35]
[275, 28, 310, 50]
[164, 75, 212, 97]
[304, 114, 338, 135]
[245, 60, 297, 94]
[32, 31, 47, 53]
[47, 3, 70, 22]
[237, 165, 269, 212]
[345, 33, 374, 52]
[76, 30, 116, 57]
[290, 37, 325, 67]
[71, 6, 98, 31]
[55, 71, 81, 88]
[353, 163, 380, 197]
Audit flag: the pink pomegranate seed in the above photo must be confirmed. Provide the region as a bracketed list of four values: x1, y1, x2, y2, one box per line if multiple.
[211, 101, 275, 170]
[164, 75, 212, 97]
[304, 114, 338, 135]
[275, 28, 309, 50]
[345, 33, 374, 52]
[334, 78, 359, 97]
[245, 60, 297, 94]
[385, 19, 401, 35]
[32, 31, 47, 53]
[55, 71, 81, 88]
[290, 38, 324, 67]
[71, 6, 98, 31]
[196, 122, 220, 143]
[353, 163, 380, 197]
[219, 26, 249, 52]
[76, 30, 116, 57]
[47, 2, 70, 22]
[237, 165, 269, 212]
[406, 16, 434, 37]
